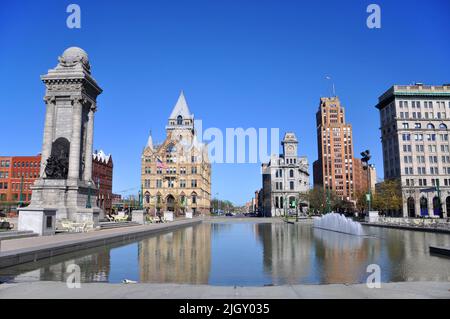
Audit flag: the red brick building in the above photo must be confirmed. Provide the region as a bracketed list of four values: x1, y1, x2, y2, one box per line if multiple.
[92, 150, 113, 214]
[1, 151, 113, 214]
[0, 155, 41, 205]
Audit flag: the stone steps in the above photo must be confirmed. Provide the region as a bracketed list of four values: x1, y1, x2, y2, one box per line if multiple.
[0, 231, 38, 241]
[99, 221, 140, 230]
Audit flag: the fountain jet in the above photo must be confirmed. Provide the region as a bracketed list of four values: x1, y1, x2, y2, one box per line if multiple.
[313, 213, 365, 236]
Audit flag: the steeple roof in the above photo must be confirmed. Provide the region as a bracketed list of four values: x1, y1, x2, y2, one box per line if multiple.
[169, 91, 193, 120]
[146, 131, 154, 149]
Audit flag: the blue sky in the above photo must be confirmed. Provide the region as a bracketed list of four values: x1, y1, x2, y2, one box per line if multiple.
[0, 0, 449, 205]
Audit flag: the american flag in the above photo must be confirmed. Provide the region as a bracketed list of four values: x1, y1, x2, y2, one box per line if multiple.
[156, 157, 167, 169]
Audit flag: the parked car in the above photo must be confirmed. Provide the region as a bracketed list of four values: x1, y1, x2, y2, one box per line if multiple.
[225, 212, 233, 216]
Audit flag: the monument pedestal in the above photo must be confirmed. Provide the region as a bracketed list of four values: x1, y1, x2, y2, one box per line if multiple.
[132, 210, 145, 224]
[26, 178, 101, 227]
[18, 208, 56, 236]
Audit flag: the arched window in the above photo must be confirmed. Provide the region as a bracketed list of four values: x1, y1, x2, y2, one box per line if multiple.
[420, 197, 428, 216]
[145, 192, 150, 204]
[439, 123, 447, 130]
[407, 197, 415, 217]
[433, 196, 442, 217]
[177, 115, 183, 125]
[191, 192, 197, 204]
[446, 196, 450, 215]
[427, 123, 435, 129]
[290, 169, 294, 178]
[166, 143, 177, 153]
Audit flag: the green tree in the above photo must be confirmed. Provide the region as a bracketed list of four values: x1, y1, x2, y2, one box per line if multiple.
[304, 186, 340, 214]
[372, 178, 402, 213]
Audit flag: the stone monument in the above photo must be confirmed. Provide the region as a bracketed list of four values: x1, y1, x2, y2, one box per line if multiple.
[19, 47, 103, 235]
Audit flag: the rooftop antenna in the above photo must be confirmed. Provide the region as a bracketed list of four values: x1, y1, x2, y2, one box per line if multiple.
[325, 75, 336, 97]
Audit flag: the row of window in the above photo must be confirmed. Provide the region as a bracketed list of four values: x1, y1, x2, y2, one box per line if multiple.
[0, 160, 10, 168]
[144, 193, 197, 205]
[403, 166, 450, 175]
[145, 166, 200, 175]
[144, 155, 199, 164]
[404, 155, 450, 164]
[402, 123, 447, 130]
[274, 180, 307, 190]
[143, 179, 199, 188]
[0, 193, 32, 201]
[399, 100, 448, 109]
[13, 162, 40, 168]
[399, 111, 448, 120]
[405, 178, 450, 187]
[402, 133, 449, 141]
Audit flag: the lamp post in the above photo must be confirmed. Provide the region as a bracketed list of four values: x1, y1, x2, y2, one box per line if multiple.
[361, 150, 372, 213]
[138, 184, 143, 210]
[18, 175, 24, 208]
[86, 180, 92, 209]
[215, 192, 219, 215]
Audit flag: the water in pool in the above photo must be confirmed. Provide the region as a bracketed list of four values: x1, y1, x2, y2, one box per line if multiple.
[1, 221, 449, 285]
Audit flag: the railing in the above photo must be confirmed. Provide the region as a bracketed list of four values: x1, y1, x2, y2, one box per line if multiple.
[374, 217, 450, 230]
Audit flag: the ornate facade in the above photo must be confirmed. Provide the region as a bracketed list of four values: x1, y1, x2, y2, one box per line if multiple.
[141, 92, 211, 216]
[261, 132, 310, 217]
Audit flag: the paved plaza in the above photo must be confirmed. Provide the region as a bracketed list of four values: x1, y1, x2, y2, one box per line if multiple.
[0, 280, 449, 299]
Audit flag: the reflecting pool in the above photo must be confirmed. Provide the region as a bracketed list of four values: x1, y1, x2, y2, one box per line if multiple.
[1, 221, 449, 286]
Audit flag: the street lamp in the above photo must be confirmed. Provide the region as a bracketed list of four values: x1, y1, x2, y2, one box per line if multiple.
[361, 149, 372, 213]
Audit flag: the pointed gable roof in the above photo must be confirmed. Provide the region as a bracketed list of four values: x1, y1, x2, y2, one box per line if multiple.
[146, 131, 154, 150]
[169, 91, 193, 120]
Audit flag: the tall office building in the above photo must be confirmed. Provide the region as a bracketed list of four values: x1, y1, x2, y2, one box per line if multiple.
[313, 97, 357, 201]
[376, 83, 450, 218]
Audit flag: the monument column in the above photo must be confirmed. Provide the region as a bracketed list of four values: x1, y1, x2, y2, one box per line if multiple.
[83, 106, 95, 182]
[40, 97, 56, 176]
[68, 97, 83, 180]
[19, 47, 103, 234]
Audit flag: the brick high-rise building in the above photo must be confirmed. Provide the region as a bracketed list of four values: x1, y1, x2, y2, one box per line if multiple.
[313, 97, 356, 201]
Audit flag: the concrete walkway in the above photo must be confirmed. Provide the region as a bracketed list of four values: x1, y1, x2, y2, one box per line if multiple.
[0, 218, 202, 268]
[0, 281, 449, 299]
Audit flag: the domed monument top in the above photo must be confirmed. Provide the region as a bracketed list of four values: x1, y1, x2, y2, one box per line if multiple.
[57, 46, 91, 71]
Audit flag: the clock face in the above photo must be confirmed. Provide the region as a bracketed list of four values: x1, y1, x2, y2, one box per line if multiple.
[287, 145, 294, 154]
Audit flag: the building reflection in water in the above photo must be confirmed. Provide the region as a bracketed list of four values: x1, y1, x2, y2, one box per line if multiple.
[313, 229, 370, 284]
[138, 223, 211, 284]
[3, 222, 450, 285]
[10, 248, 111, 283]
[254, 223, 312, 285]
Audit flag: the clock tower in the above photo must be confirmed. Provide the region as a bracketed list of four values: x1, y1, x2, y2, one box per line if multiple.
[281, 132, 298, 159]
